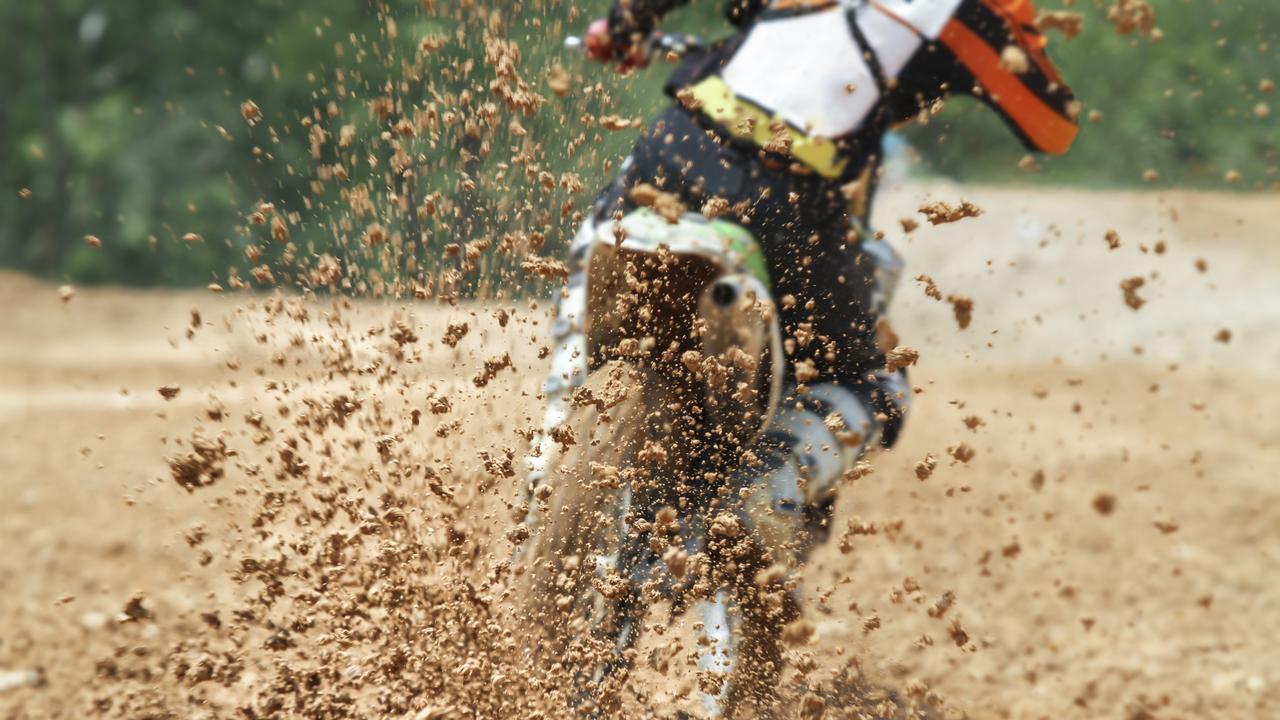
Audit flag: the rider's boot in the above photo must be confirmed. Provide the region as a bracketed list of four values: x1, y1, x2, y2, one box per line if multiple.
[698, 381, 894, 716]
[744, 381, 885, 556]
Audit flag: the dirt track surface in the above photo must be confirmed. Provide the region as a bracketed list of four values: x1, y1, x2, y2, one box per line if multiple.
[1, 183, 1277, 718]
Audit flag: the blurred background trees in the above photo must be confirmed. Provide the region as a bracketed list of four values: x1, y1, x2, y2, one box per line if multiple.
[1, 0, 1275, 287]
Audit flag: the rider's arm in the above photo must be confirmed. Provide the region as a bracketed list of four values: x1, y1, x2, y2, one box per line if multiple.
[598, 1, 764, 64]
[607, 0, 695, 50]
[937, 0, 1079, 155]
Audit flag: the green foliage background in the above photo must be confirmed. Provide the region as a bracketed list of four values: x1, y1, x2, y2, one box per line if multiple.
[1, 0, 1275, 287]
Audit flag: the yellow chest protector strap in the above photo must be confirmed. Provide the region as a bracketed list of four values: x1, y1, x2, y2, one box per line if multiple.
[687, 76, 850, 180]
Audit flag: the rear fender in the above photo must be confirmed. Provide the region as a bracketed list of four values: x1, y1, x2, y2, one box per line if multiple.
[582, 209, 783, 443]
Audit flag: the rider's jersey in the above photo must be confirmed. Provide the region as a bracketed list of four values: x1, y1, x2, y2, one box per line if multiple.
[609, 0, 1078, 182]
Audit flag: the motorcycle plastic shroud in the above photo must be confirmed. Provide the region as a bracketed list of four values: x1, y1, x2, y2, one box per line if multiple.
[582, 209, 785, 447]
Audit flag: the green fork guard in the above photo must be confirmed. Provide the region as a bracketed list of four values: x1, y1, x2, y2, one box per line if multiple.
[598, 208, 773, 292]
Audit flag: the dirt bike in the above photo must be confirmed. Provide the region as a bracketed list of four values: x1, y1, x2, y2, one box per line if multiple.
[513, 30, 903, 718]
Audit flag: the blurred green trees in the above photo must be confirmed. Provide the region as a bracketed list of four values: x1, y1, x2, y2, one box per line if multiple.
[1, 0, 1275, 287]
[1, 1, 372, 285]
[912, 0, 1280, 187]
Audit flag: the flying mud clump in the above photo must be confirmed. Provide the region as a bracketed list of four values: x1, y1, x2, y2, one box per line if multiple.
[917, 199, 983, 225]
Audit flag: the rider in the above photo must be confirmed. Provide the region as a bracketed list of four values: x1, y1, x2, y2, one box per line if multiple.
[554, 0, 1077, 567]
[531, 0, 1076, 710]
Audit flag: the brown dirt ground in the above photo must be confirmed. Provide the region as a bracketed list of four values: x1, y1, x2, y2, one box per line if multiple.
[0, 183, 1276, 718]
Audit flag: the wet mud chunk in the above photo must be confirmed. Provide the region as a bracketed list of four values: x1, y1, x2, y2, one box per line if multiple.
[915, 274, 943, 301]
[918, 199, 983, 225]
[521, 255, 569, 281]
[948, 295, 974, 330]
[885, 345, 920, 372]
[1037, 10, 1084, 40]
[915, 453, 938, 480]
[947, 442, 976, 463]
[473, 353, 513, 387]
[1108, 0, 1157, 38]
[1120, 276, 1147, 310]
[441, 322, 469, 348]
[239, 100, 261, 124]
[167, 433, 230, 492]
[629, 182, 686, 224]
[999, 46, 1030, 74]
[1093, 492, 1117, 515]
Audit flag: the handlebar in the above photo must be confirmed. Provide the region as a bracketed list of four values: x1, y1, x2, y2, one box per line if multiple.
[565, 31, 704, 63]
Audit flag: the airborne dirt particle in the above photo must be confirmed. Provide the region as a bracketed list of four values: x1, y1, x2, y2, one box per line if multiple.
[915, 453, 938, 480]
[1108, 0, 1157, 38]
[710, 512, 743, 538]
[599, 114, 638, 131]
[546, 64, 571, 97]
[363, 223, 388, 246]
[1120, 276, 1147, 310]
[118, 593, 152, 623]
[948, 295, 974, 330]
[928, 590, 957, 619]
[885, 345, 919, 372]
[441, 322, 470, 348]
[521, 255, 569, 280]
[947, 442, 976, 463]
[675, 86, 702, 111]
[782, 619, 816, 646]
[918, 199, 983, 225]
[915, 274, 943, 301]
[794, 358, 820, 383]
[762, 121, 793, 155]
[629, 182, 686, 224]
[1037, 10, 1084, 40]
[701, 196, 729, 219]
[1093, 492, 1117, 516]
[240, 100, 261, 124]
[999, 45, 1030, 74]
[167, 432, 229, 492]
[473, 353, 514, 387]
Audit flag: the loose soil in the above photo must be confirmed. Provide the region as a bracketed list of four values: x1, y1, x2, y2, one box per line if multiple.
[1, 183, 1276, 719]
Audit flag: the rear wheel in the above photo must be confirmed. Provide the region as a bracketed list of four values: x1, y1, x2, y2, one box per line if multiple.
[516, 361, 672, 690]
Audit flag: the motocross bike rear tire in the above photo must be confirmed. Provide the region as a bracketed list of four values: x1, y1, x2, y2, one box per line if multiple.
[516, 361, 682, 684]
